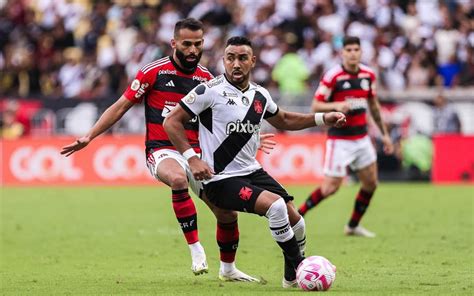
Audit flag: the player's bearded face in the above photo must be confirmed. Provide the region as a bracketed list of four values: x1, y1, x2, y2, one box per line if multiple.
[342, 44, 361, 67]
[175, 47, 202, 69]
[172, 29, 204, 69]
[223, 45, 256, 88]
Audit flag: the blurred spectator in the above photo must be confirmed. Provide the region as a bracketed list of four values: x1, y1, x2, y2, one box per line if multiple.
[1, 100, 25, 139]
[402, 134, 433, 181]
[58, 47, 85, 98]
[433, 93, 462, 134]
[271, 40, 309, 97]
[0, 0, 471, 101]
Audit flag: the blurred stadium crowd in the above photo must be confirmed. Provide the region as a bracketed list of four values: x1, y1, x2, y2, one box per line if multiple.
[1, 0, 473, 179]
[1, 0, 473, 99]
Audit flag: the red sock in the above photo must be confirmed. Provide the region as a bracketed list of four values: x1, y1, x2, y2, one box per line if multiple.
[298, 188, 325, 216]
[172, 189, 199, 244]
[348, 189, 374, 227]
[216, 220, 239, 263]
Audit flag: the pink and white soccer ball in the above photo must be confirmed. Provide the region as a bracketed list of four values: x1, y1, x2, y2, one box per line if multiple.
[296, 256, 336, 291]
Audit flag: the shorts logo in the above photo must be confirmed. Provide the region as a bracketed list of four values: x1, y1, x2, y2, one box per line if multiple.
[157, 153, 169, 159]
[239, 186, 253, 201]
[131, 79, 140, 91]
[253, 100, 263, 114]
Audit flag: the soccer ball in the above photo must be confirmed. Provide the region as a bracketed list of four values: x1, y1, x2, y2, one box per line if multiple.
[296, 256, 336, 291]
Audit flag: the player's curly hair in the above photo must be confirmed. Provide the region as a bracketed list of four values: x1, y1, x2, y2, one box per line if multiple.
[226, 36, 252, 48]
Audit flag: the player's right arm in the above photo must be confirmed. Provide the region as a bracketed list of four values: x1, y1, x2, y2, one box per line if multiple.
[61, 67, 152, 157]
[311, 73, 350, 114]
[164, 84, 214, 181]
[61, 96, 134, 156]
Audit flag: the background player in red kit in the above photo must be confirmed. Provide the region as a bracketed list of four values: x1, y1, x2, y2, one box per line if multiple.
[61, 18, 264, 281]
[298, 36, 394, 238]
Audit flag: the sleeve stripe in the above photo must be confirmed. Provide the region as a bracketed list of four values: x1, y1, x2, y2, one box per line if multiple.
[264, 106, 279, 119]
[179, 101, 197, 117]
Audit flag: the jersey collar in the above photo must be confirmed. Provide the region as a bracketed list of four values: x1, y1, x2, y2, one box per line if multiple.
[224, 74, 251, 93]
[341, 64, 360, 75]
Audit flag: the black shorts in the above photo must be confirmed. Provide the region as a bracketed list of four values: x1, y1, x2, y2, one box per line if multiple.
[203, 168, 294, 214]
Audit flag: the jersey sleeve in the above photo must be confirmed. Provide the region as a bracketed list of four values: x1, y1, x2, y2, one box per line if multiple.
[263, 90, 279, 119]
[314, 72, 336, 102]
[179, 84, 213, 117]
[122, 69, 154, 104]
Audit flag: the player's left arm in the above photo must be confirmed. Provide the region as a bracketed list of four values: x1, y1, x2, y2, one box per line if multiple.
[266, 109, 346, 130]
[367, 97, 394, 154]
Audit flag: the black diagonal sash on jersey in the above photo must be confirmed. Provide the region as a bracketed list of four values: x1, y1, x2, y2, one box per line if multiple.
[213, 91, 267, 174]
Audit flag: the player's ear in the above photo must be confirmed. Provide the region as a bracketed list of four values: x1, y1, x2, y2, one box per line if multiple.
[251, 55, 256, 68]
[171, 38, 177, 49]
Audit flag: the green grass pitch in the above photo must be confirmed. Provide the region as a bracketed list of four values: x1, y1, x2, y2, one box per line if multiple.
[1, 184, 472, 295]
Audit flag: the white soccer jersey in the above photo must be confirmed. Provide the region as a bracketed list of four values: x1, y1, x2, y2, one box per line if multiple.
[179, 74, 279, 183]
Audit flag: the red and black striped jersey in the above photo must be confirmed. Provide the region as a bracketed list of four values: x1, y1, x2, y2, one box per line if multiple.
[314, 64, 376, 139]
[123, 56, 213, 154]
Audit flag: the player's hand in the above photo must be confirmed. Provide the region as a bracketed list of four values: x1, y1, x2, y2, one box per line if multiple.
[323, 112, 346, 128]
[60, 136, 91, 157]
[335, 102, 351, 113]
[382, 135, 394, 155]
[188, 157, 214, 181]
[258, 133, 276, 154]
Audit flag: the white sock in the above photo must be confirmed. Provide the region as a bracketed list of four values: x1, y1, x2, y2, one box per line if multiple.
[266, 198, 294, 243]
[220, 261, 236, 274]
[188, 241, 205, 255]
[292, 217, 306, 255]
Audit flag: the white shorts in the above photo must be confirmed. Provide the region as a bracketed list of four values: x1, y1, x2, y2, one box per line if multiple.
[146, 149, 203, 197]
[323, 135, 377, 177]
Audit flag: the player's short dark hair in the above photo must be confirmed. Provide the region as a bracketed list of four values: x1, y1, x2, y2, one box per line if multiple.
[174, 18, 204, 37]
[226, 36, 252, 48]
[343, 36, 360, 47]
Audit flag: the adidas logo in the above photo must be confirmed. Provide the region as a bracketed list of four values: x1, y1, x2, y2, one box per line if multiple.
[342, 81, 351, 89]
[165, 80, 175, 87]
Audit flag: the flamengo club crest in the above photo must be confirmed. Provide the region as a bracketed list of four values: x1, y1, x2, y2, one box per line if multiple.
[253, 100, 263, 114]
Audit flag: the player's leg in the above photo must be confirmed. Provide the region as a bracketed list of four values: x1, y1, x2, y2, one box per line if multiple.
[199, 194, 259, 282]
[248, 169, 306, 255]
[344, 162, 377, 237]
[345, 136, 378, 237]
[298, 176, 344, 216]
[298, 139, 349, 216]
[204, 177, 304, 283]
[248, 169, 306, 287]
[254, 192, 305, 278]
[280, 201, 307, 288]
[147, 150, 207, 275]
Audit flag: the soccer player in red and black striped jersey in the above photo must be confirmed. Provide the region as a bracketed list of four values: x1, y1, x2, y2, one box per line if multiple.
[61, 18, 261, 281]
[297, 36, 394, 238]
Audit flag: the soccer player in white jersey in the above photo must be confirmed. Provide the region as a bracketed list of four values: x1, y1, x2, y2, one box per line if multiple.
[163, 36, 346, 288]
